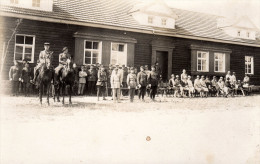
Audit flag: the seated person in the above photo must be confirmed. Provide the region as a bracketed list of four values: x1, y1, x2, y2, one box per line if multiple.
[224, 77, 233, 97]
[235, 80, 245, 96]
[187, 75, 195, 97]
[180, 78, 189, 97]
[194, 75, 203, 97]
[217, 77, 225, 96]
[200, 75, 209, 97]
[211, 76, 218, 96]
[168, 74, 175, 96]
[243, 74, 250, 88]
[173, 75, 183, 97]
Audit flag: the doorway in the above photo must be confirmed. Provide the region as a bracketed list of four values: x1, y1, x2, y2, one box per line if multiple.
[156, 51, 168, 81]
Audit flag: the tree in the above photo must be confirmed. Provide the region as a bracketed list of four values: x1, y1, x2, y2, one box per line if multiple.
[0, 18, 23, 76]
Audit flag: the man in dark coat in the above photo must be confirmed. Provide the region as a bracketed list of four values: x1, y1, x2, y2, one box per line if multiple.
[147, 65, 159, 101]
[96, 65, 107, 101]
[87, 65, 97, 96]
[137, 66, 147, 101]
[20, 62, 32, 96]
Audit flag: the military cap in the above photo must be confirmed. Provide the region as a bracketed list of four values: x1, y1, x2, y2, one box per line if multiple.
[130, 67, 135, 70]
[62, 47, 68, 51]
[176, 75, 179, 77]
[140, 66, 144, 69]
[44, 42, 50, 45]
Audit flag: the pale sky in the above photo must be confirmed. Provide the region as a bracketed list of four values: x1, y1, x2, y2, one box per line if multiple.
[143, 0, 260, 29]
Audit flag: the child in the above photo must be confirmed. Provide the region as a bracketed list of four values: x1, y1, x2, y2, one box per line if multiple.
[127, 67, 137, 102]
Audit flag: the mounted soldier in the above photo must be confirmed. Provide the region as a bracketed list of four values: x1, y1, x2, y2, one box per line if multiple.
[55, 46, 72, 81]
[31, 42, 53, 84]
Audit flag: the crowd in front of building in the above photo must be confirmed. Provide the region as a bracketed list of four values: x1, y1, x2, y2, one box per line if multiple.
[8, 43, 253, 103]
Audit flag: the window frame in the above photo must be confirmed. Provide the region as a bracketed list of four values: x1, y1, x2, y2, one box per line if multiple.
[197, 51, 209, 72]
[83, 40, 102, 65]
[32, 0, 40, 7]
[14, 34, 35, 63]
[148, 16, 154, 24]
[110, 42, 127, 66]
[10, 0, 19, 4]
[245, 56, 254, 75]
[161, 18, 167, 26]
[214, 52, 226, 72]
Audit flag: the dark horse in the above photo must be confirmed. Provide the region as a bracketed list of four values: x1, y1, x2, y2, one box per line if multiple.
[54, 59, 75, 105]
[38, 62, 54, 105]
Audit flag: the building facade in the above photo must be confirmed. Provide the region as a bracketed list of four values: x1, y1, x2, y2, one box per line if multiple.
[0, 0, 259, 84]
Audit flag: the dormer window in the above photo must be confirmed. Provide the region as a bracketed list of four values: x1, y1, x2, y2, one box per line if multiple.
[148, 16, 153, 24]
[161, 18, 167, 26]
[32, 0, 40, 7]
[237, 31, 241, 37]
[247, 32, 250, 38]
[10, 0, 18, 4]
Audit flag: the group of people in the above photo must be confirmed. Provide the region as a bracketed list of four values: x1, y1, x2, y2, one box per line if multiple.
[9, 43, 251, 103]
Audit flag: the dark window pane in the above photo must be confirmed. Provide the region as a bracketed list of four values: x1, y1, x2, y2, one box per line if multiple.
[85, 58, 91, 64]
[15, 53, 23, 60]
[85, 41, 92, 49]
[85, 51, 91, 58]
[24, 53, 32, 61]
[92, 58, 97, 64]
[16, 35, 24, 44]
[92, 51, 98, 57]
[25, 47, 32, 54]
[25, 36, 33, 44]
[118, 44, 124, 52]
[93, 42, 99, 49]
[15, 46, 23, 53]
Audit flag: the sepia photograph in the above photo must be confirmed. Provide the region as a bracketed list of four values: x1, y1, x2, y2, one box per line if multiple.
[0, 0, 260, 163]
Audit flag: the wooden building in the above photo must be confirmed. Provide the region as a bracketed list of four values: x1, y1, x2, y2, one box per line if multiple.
[0, 0, 260, 84]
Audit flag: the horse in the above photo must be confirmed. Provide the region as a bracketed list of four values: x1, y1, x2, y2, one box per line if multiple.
[54, 59, 75, 105]
[38, 62, 54, 105]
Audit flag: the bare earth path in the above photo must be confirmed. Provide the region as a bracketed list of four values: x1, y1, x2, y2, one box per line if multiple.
[1, 95, 260, 164]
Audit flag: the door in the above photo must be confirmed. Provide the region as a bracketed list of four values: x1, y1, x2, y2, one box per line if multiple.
[156, 51, 168, 81]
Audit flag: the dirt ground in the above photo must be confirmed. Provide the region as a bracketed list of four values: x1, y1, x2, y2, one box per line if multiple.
[0, 94, 260, 164]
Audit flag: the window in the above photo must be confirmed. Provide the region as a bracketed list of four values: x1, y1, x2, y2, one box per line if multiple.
[245, 56, 254, 74]
[84, 41, 102, 65]
[237, 31, 241, 37]
[111, 43, 127, 65]
[10, 0, 18, 4]
[148, 16, 153, 24]
[32, 0, 40, 7]
[247, 32, 250, 38]
[197, 51, 209, 72]
[14, 34, 35, 63]
[214, 53, 225, 72]
[161, 18, 167, 26]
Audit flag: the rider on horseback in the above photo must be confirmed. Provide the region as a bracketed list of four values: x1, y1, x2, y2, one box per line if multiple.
[55, 47, 71, 81]
[31, 42, 53, 84]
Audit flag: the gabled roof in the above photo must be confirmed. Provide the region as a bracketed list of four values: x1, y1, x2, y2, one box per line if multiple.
[0, 0, 260, 47]
[233, 16, 259, 30]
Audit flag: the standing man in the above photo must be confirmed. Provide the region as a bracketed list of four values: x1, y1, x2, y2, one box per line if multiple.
[120, 64, 128, 96]
[20, 62, 32, 96]
[144, 65, 150, 97]
[31, 42, 53, 84]
[127, 67, 137, 102]
[147, 65, 159, 101]
[137, 66, 147, 101]
[96, 66, 107, 101]
[111, 68, 122, 103]
[107, 64, 114, 96]
[9, 60, 21, 96]
[55, 47, 71, 80]
[155, 62, 161, 77]
[87, 65, 97, 96]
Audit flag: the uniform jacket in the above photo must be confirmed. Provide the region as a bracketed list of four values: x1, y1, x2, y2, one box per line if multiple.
[9, 66, 21, 81]
[21, 67, 32, 83]
[121, 67, 128, 83]
[96, 70, 107, 86]
[127, 73, 137, 88]
[148, 71, 159, 86]
[137, 71, 147, 86]
[111, 72, 122, 89]
[87, 69, 97, 81]
[59, 52, 71, 65]
[39, 50, 53, 65]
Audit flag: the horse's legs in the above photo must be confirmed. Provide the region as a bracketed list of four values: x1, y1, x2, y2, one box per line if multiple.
[46, 84, 50, 106]
[39, 84, 43, 105]
[62, 84, 65, 105]
[69, 84, 72, 104]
